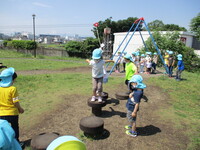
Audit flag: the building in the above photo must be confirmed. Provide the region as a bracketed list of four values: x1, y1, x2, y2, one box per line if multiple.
[113, 31, 200, 56]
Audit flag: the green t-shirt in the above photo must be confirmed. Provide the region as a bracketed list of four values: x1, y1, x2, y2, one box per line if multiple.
[125, 62, 137, 80]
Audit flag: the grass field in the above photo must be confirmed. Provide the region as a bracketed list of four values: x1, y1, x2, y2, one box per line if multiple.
[1, 49, 199, 149]
[147, 73, 200, 150]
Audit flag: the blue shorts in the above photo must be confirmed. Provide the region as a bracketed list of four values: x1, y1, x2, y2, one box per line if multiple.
[127, 110, 136, 123]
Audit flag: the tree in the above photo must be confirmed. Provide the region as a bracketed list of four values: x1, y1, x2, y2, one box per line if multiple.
[143, 31, 200, 72]
[92, 17, 140, 40]
[147, 20, 187, 31]
[190, 13, 200, 40]
[147, 20, 164, 31]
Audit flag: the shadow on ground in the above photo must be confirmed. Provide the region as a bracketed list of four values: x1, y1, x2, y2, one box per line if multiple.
[137, 125, 161, 136]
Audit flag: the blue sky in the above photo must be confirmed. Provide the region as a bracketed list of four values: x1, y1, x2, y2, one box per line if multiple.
[0, 0, 199, 37]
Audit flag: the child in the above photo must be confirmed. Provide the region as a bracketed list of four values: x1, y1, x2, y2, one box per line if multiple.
[152, 52, 158, 74]
[134, 51, 140, 73]
[168, 51, 175, 77]
[145, 52, 152, 74]
[164, 50, 169, 65]
[124, 54, 137, 86]
[175, 54, 184, 81]
[125, 75, 146, 137]
[113, 52, 121, 73]
[0, 67, 24, 143]
[121, 52, 127, 73]
[139, 54, 146, 73]
[86, 48, 113, 102]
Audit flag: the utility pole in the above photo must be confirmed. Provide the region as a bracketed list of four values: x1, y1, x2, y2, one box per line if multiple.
[32, 14, 36, 57]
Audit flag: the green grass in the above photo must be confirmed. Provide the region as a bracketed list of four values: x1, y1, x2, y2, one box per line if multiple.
[15, 73, 122, 130]
[147, 72, 200, 150]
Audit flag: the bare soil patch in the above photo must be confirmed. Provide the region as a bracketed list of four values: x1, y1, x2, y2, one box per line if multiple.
[19, 67, 188, 150]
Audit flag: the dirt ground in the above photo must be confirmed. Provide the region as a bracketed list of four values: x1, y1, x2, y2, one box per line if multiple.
[19, 67, 189, 150]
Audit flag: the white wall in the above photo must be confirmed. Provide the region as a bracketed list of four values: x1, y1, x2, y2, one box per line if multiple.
[113, 31, 194, 55]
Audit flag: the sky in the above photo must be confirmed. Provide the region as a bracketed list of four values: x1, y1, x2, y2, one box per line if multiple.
[0, 0, 200, 37]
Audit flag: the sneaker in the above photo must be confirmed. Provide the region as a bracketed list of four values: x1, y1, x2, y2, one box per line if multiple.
[125, 130, 137, 137]
[98, 96, 102, 102]
[124, 125, 132, 130]
[91, 96, 96, 101]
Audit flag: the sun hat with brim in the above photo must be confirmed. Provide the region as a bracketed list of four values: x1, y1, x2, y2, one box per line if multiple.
[128, 75, 146, 89]
[154, 52, 157, 55]
[0, 67, 15, 87]
[168, 51, 173, 55]
[141, 54, 145, 57]
[124, 54, 133, 61]
[177, 54, 182, 58]
[92, 48, 102, 59]
[47, 135, 86, 150]
[177, 57, 182, 60]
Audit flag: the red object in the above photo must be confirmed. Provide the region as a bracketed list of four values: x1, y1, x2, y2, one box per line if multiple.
[93, 22, 99, 27]
[134, 17, 144, 24]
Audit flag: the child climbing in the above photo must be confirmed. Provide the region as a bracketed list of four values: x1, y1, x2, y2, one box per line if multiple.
[125, 74, 146, 137]
[86, 48, 113, 102]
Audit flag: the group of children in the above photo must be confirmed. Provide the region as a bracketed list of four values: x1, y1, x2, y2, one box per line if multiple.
[0, 48, 185, 148]
[113, 51, 159, 74]
[86, 48, 185, 137]
[164, 50, 184, 80]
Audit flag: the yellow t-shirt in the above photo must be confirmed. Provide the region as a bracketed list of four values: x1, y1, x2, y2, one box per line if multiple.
[0, 86, 20, 116]
[125, 62, 137, 80]
[164, 55, 169, 65]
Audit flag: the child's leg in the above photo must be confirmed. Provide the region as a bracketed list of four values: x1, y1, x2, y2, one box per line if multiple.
[92, 78, 97, 96]
[97, 77, 103, 102]
[132, 122, 136, 132]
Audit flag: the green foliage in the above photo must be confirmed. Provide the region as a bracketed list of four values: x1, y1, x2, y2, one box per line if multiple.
[92, 17, 140, 40]
[143, 31, 200, 72]
[65, 37, 99, 58]
[190, 12, 200, 41]
[3, 40, 37, 50]
[147, 20, 187, 31]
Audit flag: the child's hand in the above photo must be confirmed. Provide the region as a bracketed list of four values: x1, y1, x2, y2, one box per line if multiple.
[18, 107, 24, 114]
[129, 93, 133, 98]
[86, 59, 90, 63]
[132, 112, 137, 117]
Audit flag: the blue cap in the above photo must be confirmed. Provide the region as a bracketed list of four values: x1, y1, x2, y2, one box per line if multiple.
[177, 57, 182, 60]
[129, 75, 146, 89]
[0, 67, 15, 87]
[92, 49, 102, 59]
[132, 52, 136, 55]
[141, 54, 145, 57]
[154, 52, 157, 55]
[123, 51, 127, 55]
[124, 54, 133, 61]
[177, 54, 182, 58]
[168, 51, 173, 55]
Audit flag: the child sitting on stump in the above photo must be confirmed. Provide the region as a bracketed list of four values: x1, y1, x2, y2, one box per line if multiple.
[86, 48, 113, 102]
[125, 75, 146, 137]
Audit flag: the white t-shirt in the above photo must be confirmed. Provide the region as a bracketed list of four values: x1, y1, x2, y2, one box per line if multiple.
[89, 60, 105, 78]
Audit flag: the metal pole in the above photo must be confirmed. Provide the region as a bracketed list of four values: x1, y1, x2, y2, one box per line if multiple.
[32, 14, 36, 57]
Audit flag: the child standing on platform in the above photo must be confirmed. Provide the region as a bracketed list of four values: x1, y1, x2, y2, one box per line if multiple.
[86, 48, 113, 102]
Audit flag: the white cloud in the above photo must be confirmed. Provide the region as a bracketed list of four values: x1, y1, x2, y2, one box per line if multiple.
[33, 2, 52, 8]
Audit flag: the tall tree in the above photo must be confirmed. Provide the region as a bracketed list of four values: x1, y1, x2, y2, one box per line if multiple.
[190, 13, 200, 40]
[147, 20, 187, 31]
[92, 17, 140, 40]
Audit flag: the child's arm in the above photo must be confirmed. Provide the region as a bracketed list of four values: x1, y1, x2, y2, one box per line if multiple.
[132, 103, 139, 117]
[105, 60, 114, 63]
[14, 102, 24, 114]
[85, 59, 90, 63]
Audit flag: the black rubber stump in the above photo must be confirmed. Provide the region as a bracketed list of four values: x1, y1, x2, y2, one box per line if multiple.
[102, 92, 108, 100]
[87, 98, 106, 116]
[31, 132, 59, 150]
[115, 92, 129, 100]
[79, 116, 104, 135]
